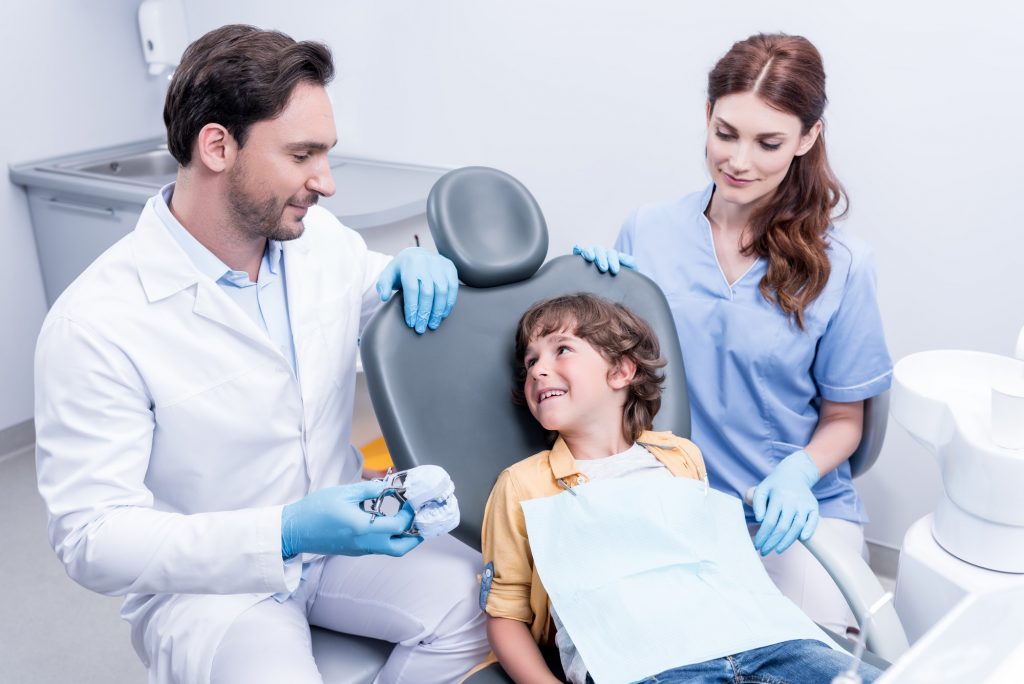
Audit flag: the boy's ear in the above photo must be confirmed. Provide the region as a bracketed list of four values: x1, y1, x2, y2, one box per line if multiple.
[608, 357, 637, 390]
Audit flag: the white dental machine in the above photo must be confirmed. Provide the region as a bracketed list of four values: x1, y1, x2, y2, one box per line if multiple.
[877, 325, 1024, 681]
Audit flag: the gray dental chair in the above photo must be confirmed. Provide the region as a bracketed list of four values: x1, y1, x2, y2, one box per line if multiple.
[314, 167, 906, 682]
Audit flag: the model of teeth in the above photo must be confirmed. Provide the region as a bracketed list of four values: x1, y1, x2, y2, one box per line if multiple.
[402, 464, 461, 538]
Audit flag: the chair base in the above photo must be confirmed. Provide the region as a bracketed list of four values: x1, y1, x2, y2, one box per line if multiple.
[311, 627, 393, 683]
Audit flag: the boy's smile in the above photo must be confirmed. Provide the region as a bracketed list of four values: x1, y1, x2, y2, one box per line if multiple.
[537, 389, 566, 403]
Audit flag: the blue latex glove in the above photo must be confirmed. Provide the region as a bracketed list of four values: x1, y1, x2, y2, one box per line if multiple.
[572, 245, 637, 275]
[751, 450, 821, 556]
[375, 247, 459, 334]
[281, 480, 422, 559]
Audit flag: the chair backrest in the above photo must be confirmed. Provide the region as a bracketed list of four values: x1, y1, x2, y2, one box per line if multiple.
[848, 390, 889, 479]
[361, 167, 690, 550]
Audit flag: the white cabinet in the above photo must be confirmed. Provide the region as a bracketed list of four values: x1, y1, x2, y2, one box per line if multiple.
[24, 189, 141, 305]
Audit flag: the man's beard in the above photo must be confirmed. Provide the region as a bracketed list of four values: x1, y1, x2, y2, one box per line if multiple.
[226, 167, 317, 242]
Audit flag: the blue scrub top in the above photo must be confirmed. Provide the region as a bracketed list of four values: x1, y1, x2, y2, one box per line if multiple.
[616, 184, 892, 523]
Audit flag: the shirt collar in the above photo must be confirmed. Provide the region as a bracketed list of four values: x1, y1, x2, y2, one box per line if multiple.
[698, 182, 715, 216]
[548, 437, 580, 481]
[155, 183, 284, 285]
[548, 430, 690, 482]
[265, 239, 284, 277]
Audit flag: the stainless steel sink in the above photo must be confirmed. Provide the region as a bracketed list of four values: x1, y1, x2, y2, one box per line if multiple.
[11, 136, 450, 306]
[14, 136, 450, 228]
[34, 141, 183, 189]
[74, 149, 180, 180]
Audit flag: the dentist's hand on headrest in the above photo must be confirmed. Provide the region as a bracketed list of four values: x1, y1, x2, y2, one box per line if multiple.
[281, 480, 423, 559]
[751, 450, 821, 556]
[572, 245, 637, 275]
[376, 247, 459, 334]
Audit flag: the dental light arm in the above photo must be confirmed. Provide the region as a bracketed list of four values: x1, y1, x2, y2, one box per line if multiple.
[802, 532, 909, 664]
[744, 487, 909, 664]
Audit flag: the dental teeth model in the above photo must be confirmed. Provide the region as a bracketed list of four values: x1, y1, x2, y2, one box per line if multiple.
[403, 465, 461, 538]
[364, 464, 461, 539]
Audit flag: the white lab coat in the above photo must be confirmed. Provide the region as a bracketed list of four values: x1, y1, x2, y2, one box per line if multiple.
[34, 197, 391, 683]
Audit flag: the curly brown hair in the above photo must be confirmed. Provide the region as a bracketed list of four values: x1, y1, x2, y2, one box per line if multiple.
[513, 293, 666, 443]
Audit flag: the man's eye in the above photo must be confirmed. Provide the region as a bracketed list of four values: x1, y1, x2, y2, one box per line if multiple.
[293, 154, 310, 162]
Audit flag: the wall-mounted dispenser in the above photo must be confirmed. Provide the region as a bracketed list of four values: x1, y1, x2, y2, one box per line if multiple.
[137, 0, 189, 77]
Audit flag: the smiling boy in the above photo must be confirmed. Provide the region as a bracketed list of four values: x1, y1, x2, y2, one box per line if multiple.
[479, 293, 881, 684]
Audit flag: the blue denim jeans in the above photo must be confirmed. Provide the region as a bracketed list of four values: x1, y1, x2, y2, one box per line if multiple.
[626, 639, 882, 683]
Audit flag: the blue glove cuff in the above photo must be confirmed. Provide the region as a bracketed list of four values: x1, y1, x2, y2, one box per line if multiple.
[780, 450, 821, 487]
[281, 503, 298, 560]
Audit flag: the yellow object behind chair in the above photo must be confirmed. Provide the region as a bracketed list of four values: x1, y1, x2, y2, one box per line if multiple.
[360, 436, 394, 473]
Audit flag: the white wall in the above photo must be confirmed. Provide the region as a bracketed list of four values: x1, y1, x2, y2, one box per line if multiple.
[1, 1, 166, 431]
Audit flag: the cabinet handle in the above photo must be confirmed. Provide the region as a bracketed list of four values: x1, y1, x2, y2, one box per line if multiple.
[46, 197, 117, 218]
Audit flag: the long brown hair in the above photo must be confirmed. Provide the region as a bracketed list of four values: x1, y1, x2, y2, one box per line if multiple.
[708, 33, 847, 329]
[513, 294, 666, 444]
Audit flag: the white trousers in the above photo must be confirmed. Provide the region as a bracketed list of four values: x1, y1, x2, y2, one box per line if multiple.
[753, 517, 866, 634]
[210, 534, 489, 684]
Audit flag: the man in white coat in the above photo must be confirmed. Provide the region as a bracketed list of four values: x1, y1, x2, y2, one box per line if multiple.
[34, 24, 488, 684]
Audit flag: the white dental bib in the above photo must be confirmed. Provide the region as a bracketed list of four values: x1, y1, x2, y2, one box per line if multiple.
[522, 476, 833, 683]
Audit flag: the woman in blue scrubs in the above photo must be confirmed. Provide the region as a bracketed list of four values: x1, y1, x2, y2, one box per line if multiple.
[578, 33, 892, 632]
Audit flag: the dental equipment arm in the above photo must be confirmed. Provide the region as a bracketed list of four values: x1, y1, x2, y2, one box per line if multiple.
[744, 488, 909, 664]
[802, 534, 908, 664]
[831, 592, 895, 684]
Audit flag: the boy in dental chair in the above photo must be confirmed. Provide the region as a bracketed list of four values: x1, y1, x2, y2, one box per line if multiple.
[480, 293, 881, 684]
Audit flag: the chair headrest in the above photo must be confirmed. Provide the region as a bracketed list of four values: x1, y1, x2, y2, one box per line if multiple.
[427, 166, 548, 287]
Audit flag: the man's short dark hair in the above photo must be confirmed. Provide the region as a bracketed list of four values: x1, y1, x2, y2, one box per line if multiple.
[164, 24, 335, 166]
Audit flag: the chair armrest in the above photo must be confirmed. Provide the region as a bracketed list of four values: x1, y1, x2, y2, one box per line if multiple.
[801, 531, 910, 663]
